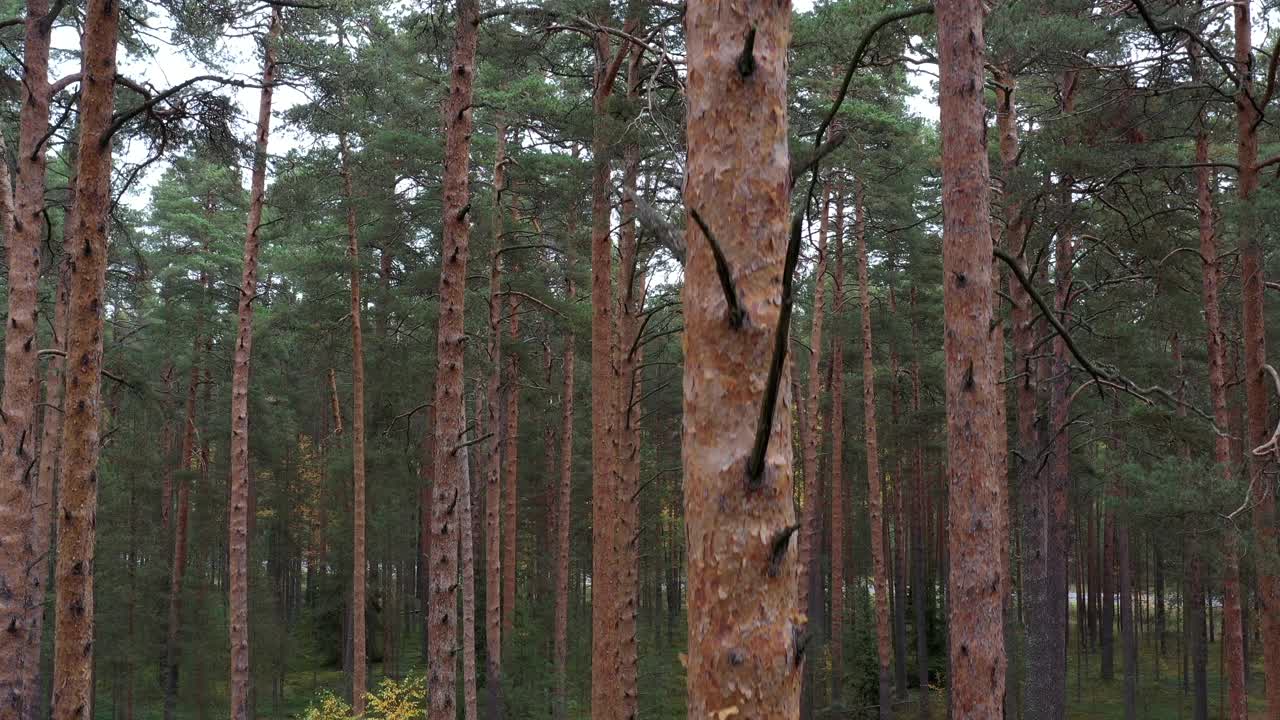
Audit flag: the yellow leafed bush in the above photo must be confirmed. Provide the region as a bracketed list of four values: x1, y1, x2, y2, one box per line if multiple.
[364, 675, 427, 720]
[301, 675, 426, 720]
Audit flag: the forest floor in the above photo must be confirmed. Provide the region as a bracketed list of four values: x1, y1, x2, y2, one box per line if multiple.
[1061, 637, 1268, 719]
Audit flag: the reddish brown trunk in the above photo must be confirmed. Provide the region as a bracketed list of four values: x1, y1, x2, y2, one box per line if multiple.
[588, 21, 632, 720]
[682, 1, 800, 715]
[502, 292, 518, 641]
[458, 414, 478, 720]
[163, 359, 200, 720]
[857, 181, 892, 719]
[428, 0, 478, 715]
[1188, 35, 1245, 715]
[484, 123, 507, 720]
[553, 317, 575, 720]
[0, 0, 58, 712]
[419, 405, 436, 662]
[800, 185, 830, 623]
[936, 0, 1006, 715]
[51, 0, 120, 715]
[338, 129, 369, 715]
[1234, 1, 1280, 712]
[830, 195, 846, 700]
[910, 286, 930, 719]
[613, 60, 644, 713]
[227, 11, 280, 720]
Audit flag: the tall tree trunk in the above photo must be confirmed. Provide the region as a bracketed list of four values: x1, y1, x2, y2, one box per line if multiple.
[428, 0, 478, 716]
[0, 0, 58, 713]
[1234, 1, 1280, 712]
[459, 431, 479, 720]
[614, 57, 645, 716]
[935, 0, 1006, 715]
[227, 12, 280, 720]
[502, 297, 519, 642]
[339, 129, 369, 717]
[800, 184, 830, 627]
[1045, 70, 1077, 720]
[588, 19, 632, 720]
[997, 63, 1048, 720]
[50, 0, 119, 715]
[419, 405, 435, 666]
[485, 122, 507, 720]
[682, 1, 800, 716]
[910, 287, 930, 720]
[553, 305, 575, 720]
[27, 220, 68, 720]
[163, 359, 200, 720]
[1118, 516, 1136, 719]
[1102, 510, 1115, 681]
[1189, 33, 1246, 716]
[857, 181, 893, 720]
[830, 196, 847, 702]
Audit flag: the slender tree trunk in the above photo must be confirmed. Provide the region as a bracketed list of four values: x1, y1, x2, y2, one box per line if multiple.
[485, 122, 507, 720]
[459, 431, 479, 720]
[588, 19, 633, 720]
[1119, 516, 1136, 719]
[502, 297, 519, 643]
[682, 2, 800, 716]
[614, 65, 645, 716]
[50, 0, 119, 714]
[910, 287, 930, 720]
[553, 305, 575, 720]
[428, 0, 478, 716]
[936, 0, 1006, 715]
[227, 12, 280, 720]
[27, 216, 69, 720]
[1045, 71, 1078, 720]
[1190, 34, 1246, 715]
[0, 1, 58, 713]
[329, 368, 344, 436]
[830, 197, 847, 702]
[856, 181, 893, 720]
[800, 184, 830, 627]
[338, 129, 369, 716]
[1234, 2, 1280, 713]
[997, 63, 1048, 720]
[1102, 510, 1115, 681]
[163, 358, 200, 720]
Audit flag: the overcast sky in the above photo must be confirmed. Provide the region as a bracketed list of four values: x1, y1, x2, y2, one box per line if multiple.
[52, 4, 939, 210]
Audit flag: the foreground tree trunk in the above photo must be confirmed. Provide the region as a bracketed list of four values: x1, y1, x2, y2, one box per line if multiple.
[857, 182, 892, 720]
[0, 1, 58, 713]
[227, 11, 280, 720]
[338, 129, 369, 717]
[935, 0, 1006, 716]
[1234, 1, 1280, 712]
[682, 1, 800, 716]
[428, 0, 478, 716]
[51, 0, 120, 715]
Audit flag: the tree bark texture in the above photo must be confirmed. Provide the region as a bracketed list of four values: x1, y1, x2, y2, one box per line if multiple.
[682, 1, 801, 717]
